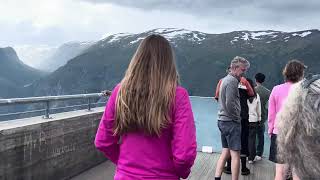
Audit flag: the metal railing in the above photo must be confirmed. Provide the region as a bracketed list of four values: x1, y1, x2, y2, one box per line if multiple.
[0, 92, 110, 120]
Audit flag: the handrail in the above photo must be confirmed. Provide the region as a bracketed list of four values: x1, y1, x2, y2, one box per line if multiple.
[0, 93, 212, 106]
[0, 92, 214, 120]
[189, 96, 214, 99]
[0, 93, 103, 105]
[0, 91, 111, 119]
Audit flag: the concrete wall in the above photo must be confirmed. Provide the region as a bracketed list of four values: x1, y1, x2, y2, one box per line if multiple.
[0, 108, 107, 180]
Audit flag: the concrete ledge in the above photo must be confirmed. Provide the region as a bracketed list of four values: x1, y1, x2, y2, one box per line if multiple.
[0, 107, 106, 180]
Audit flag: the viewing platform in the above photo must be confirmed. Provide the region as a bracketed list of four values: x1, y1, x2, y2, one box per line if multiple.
[0, 94, 275, 180]
[72, 152, 275, 180]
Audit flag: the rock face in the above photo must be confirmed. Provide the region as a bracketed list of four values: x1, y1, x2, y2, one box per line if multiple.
[0, 47, 45, 98]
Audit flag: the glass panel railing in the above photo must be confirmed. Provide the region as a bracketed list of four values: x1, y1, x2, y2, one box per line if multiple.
[190, 96, 270, 157]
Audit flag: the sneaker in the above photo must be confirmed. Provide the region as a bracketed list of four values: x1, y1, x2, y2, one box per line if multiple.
[241, 167, 250, 175]
[248, 160, 254, 164]
[254, 156, 262, 161]
[223, 167, 232, 174]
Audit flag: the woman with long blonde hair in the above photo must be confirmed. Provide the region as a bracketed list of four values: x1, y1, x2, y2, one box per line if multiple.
[95, 34, 197, 180]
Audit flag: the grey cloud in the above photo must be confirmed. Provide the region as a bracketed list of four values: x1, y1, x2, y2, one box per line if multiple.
[81, 0, 320, 14]
[80, 0, 320, 32]
[0, 21, 103, 47]
[2, 0, 320, 48]
[0, 22, 66, 46]
[80, 0, 255, 12]
[258, 0, 320, 13]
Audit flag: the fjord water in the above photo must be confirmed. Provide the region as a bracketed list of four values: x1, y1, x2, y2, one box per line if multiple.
[190, 96, 270, 156]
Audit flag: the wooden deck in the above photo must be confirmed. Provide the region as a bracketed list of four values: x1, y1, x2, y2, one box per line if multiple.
[71, 152, 275, 180]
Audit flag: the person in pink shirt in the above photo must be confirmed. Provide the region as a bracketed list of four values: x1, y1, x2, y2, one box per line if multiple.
[94, 34, 197, 180]
[268, 60, 306, 180]
[277, 74, 320, 180]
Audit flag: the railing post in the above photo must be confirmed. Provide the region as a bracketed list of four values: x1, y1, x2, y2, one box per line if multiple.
[87, 98, 92, 111]
[43, 101, 50, 119]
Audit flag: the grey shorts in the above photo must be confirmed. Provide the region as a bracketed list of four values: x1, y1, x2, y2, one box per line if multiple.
[218, 120, 241, 151]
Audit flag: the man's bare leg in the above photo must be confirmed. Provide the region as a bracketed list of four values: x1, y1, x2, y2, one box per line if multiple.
[230, 150, 240, 180]
[215, 148, 231, 178]
[274, 163, 286, 180]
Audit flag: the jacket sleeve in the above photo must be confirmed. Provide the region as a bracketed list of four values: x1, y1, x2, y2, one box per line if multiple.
[268, 87, 276, 135]
[94, 85, 120, 164]
[171, 88, 197, 179]
[241, 77, 255, 96]
[214, 79, 222, 101]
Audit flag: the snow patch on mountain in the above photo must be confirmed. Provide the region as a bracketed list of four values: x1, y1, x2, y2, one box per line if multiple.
[292, 31, 312, 37]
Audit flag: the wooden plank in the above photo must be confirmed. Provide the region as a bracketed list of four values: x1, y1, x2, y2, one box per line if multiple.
[71, 152, 275, 180]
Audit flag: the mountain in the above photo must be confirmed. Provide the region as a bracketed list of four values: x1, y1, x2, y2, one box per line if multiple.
[38, 41, 94, 72]
[15, 42, 94, 72]
[14, 45, 58, 69]
[0, 47, 46, 98]
[27, 28, 320, 97]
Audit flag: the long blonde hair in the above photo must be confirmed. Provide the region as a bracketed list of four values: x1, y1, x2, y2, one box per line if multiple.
[114, 34, 179, 137]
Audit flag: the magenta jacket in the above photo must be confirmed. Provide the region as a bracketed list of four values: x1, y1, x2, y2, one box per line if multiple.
[268, 82, 292, 135]
[94, 85, 197, 180]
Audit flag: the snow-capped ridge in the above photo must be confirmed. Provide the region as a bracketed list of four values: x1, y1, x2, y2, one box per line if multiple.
[292, 31, 312, 37]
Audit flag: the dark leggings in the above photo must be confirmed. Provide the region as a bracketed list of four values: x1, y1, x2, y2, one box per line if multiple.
[240, 119, 249, 156]
[248, 122, 258, 161]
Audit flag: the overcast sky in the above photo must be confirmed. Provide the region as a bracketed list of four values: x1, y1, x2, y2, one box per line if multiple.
[1, 0, 320, 47]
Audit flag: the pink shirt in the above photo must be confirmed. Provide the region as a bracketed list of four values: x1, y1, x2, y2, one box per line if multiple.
[268, 82, 292, 135]
[95, 85, 197, 180]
